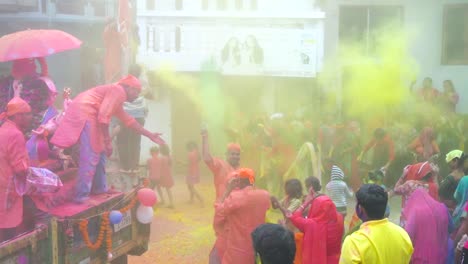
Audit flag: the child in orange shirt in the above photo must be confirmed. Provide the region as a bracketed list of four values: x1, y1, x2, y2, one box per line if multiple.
[159, 144, 174, 208]
[186, 141, 204, 206]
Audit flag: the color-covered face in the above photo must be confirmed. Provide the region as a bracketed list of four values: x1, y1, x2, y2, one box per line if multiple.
[125, 86, 140, 102]
[423, 78, 432, 89]
[13, 112, 33, 131]
[226, 150, 240, 167]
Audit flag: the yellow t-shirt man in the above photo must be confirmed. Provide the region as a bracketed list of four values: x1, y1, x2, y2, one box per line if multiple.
[340, 218, 413, 264]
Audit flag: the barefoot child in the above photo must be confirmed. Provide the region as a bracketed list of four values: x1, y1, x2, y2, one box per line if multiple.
[159, 144, 175, 208]
[147, 146, 162, 205]
[186, 141, 204, 206]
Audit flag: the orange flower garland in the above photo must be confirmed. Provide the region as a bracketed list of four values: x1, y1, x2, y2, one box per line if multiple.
[78, 212, 108, 250]
[78, 181, 150, 253]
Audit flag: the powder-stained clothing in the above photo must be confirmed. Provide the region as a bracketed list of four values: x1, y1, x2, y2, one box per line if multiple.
[0, 120, 29, 228]
[290, 195, 344, 264]
[158, 155, 174, 188]
[205, 157, 236, 200]
[214, 186, 270, 264]
[403, 189, 449, 264]
[186, 150, 200, 185]
[147, 155, 161, 181]
[362, 135, 395, 168]
[326, 165, 353, 209]
[51, 84, 136, 153]
[340, 219, 413, 264]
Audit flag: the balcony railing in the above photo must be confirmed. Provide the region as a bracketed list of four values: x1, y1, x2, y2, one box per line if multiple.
[0, 0, 117, 21]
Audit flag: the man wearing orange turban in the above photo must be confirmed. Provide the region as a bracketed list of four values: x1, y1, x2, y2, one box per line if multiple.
[0, 97, 33, 242]
[202, 128, 242, 263]
[214, 168, 270, 264]
[51, 75, 165, 203]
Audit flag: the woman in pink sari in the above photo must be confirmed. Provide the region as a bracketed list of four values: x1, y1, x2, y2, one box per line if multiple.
[403, 188, 451, 264]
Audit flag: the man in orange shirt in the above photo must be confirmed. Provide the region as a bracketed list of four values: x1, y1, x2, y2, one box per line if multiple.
[201, 128, 241, 201]
[0, 98, 33, 242]
[51, 75, 164, 203]
[214, 168, 270, 264]
[202, 128, 241, 264]
[358, 128, 395, 171]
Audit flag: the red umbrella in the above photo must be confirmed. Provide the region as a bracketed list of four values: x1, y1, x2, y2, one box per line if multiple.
[0, 29, 82, 62]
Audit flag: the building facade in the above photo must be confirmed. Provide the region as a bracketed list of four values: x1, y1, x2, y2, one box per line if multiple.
[323, 0, 468, 113]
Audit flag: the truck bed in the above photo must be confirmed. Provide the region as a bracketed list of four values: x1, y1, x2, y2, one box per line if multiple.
[0, 188, 150, 264]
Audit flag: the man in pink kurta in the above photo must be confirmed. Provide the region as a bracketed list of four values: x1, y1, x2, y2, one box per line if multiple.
[0, 98, 32, 242]
[214, 168, 270, 264]
[51, 75, 164, 203]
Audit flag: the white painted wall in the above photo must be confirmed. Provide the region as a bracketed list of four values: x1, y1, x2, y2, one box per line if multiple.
[139, 96, 172, 164]
[324, 0, 468, 113]
[405, 0, 468, 113]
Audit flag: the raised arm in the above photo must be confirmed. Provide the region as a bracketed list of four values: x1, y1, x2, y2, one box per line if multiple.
[201, 128, 214, 163]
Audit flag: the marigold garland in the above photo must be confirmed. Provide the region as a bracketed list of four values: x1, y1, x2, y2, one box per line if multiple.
[78, 182, 149, 252]
[78, 213, 108, 250]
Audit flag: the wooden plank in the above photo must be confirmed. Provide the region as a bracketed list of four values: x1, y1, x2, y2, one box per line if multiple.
[0, 228, 48, 257]
[51, 218, 59, 264]
[48, 192, 124, 218]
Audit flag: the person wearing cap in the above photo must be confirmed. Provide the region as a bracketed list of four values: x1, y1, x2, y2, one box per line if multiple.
[439, 150, 466, 211]
[50, 75, 165, 203]
[213, 168, 270, 264]
[202, 126, 242, 264]
[201, 127, 241, 201]
[0, 97, 33, 242]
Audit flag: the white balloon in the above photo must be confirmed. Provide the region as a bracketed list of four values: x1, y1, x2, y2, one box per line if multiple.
[136, 205, 154, 224]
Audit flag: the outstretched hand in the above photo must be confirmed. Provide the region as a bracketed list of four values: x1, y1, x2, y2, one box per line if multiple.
[149, 132, 165, 145]
[201, 127, 208, 137]
[270, 196, 280, 209]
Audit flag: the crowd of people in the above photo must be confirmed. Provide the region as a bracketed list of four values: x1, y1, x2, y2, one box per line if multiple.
[191, 76, 468, 264]
[0, 59, 165, 242]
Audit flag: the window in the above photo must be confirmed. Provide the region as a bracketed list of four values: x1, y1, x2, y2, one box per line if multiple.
[251, 0, 257, 10]
[175, 0, 183, 10]
[202, 0, 208, 10]
[442, 4, 468, 65]
[217, 0, 226, 10]
[147, 0, 155, 10]
[56, 0, 86, 15]
[175, 26, 181, 52]
[0, 0, 39, 13]
[235, 0, 242, 10]
[339, 5, 403, 54]
[149, 26, 182, 53]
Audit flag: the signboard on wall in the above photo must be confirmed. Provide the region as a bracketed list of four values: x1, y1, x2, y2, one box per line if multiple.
[143, 20, 324, 77]
[215, 27, 322, 77]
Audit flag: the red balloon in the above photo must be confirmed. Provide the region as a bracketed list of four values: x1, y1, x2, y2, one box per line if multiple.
[137, 188, 158, 206]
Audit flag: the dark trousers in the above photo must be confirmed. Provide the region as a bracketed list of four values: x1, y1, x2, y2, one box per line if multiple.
[117, 118, 145, 170]
[0, 196, 38, 243]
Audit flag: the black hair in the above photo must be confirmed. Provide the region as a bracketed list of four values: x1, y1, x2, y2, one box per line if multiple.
[186, 141, 197, 151]
[221, 37, 240, 65]
[374, 128, 386, 140]
[356, 184, 388, 220]
[305, 176, 321, 192]
[251, 224, 296, 264]
[284, 179, 303, 199]
[160, 144, 170, 156]
[368, 170, 384, 182]
[423, 77, 433, 83]
[150, 146, 159, 154]
[421, 172, 433, 182]
[129, 64, 142, 78]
